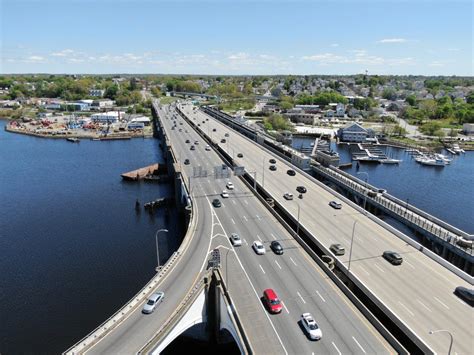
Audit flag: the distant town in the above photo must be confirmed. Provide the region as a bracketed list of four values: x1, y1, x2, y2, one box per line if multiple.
[0, 74, 473, 148]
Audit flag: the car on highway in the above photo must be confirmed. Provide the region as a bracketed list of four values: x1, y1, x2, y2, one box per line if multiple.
[221, 190, 229, 198]
[283, 192, 294, 200]
[382, 251, 403, 265]
[287, 169, 296, 176]
[142, 292, 164, 314]
[269, 165, 277, 171]
[190, 145, 195, 150]
[252, 241, 266, 255]
[330, 243, 345, 256]
[300, 313, 322, 340]
[220, 139, 226, 143]
[270, 241, 284, 255]
[226, 181, 234, 190]
[212, 199, 221, 208]
[269, 158, 276, 164]
[205, 145, 211, 151]
[454, 286, 474, 306]
[178, 128, 182, 132]
[296, 186, 307, 193]
[184, 159, 190, 165]
[237, 153, 243, 158]
[263, 288, 282, 314]
[329, 201, 342, 209]
[230, 233, 242, 247]
[225, 133, 229, 137]
[213, 128, 216, 132]
[185, 139, 190, 143]
[194, 141, 199, 145]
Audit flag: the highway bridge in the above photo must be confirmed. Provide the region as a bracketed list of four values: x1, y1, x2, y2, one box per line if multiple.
[65, 99, 472, 354]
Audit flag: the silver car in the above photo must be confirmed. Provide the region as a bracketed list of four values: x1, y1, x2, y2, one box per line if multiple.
[142, 292, 164, 314]
[230, 233, 242, 246]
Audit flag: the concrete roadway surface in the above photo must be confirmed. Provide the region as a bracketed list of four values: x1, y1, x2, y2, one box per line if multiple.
[180, 103, 474, 355]
[166, 103, 394, 354]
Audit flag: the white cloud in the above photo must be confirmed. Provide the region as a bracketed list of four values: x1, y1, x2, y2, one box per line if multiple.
[377, 38, 407, 43]
[227, 52, 250, 60]
[429, 61, 444, 67]
[301, 53, 346, 63]
[302, 50, 413, 67]
[330, 43, 339, 47]
[51, 49, 75, 57]
[24, 55, 46, 63]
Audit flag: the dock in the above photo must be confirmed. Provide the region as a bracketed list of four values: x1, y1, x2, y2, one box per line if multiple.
[121, 164, 160, 181]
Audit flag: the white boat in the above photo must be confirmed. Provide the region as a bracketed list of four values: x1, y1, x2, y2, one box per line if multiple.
[435, 154, 452, 164]
[446, 148, 457, 154]
[380, 158, 402, 164]
[452, 144, 465, 154]
[417, 156, 446, 167]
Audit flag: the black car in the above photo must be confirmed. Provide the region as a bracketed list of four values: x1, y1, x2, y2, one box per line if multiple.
[190, 145, 195, 150]
[269, 158, 276, 164]
[296, 186, 307, 193]
[185, 139, 190, 143]
[270, 241, 284, 255]
[269, 165, 277, 171]
[287, 169, 296, 176]
[454, 286, 474, 306]
[213, 128, 217, 132]
[184, 159, 190, 165]
[382, 251, 403, 265]
[221, 139, 226, 143]
[237, 153, 243, 158]
[212, 199, 221, 207]
[225, 133, 229, 137]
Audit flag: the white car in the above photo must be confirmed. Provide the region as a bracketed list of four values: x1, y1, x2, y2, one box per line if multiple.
[226, 181, 234, 190]
[205, 145, 211, 151]
[221, 190, 229, 198]
[230, 233, 242, 246]
[300, 313, 322, 340]
[283, 192, 294, 200]
[252, 241, 266, 255]
[142, 292, 165, 314]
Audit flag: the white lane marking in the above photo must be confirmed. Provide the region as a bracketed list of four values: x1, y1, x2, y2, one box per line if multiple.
[274, 260, 282, 270]
[270, 233, 276, 240]
[433, 296, 450, 310]
[358, 266, 370, 275]
[213, 190, 217, 194]
[244, 200, 249, 205]
[290, 257, 297, 266]
[416, 299, 432, 312]
[232, 200, 236, 205]
[332, 342, 342, 355]
[221, 203, 225, 208]
[398, 301, 415, 316]
[297, 291, 306, 304]
[256, 215, 261, 220]
[281, 300, 290, 314]
[243, 215, 248, 221]
[374, 264, 385, 273]
[405, 260, 415, 269]
[316, 291, 326, 302]
[207, 179, 211, 184]
[243, 239, 248, 246]
[259, 264, 266, 274]
[352, 336, 367, 354]
[231, 218, 235, 225]
[256, 234, 262, 242]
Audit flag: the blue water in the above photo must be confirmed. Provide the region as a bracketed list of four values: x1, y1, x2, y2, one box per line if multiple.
[0, 120, 179, 353]
[292, 137, 474, 234]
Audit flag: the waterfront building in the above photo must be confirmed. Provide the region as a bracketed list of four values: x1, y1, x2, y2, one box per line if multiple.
[337, 122, 375, 142]
[91, 111, 125, 123]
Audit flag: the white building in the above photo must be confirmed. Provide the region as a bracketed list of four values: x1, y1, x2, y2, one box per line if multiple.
[463, 123, 474, 135]
[337, 122, 374, 142]
[129, 116, 151, 126]
[91, 100, 114, 110]
[89, 89, 105, 97]
[90, 111, 125, 123]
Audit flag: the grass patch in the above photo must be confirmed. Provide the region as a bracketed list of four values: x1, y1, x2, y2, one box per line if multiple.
[159, 96, 180, 105]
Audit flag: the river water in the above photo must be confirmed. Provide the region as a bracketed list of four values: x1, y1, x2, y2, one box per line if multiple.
[0, 120, 180, 353]
[292, 137, 474, 234]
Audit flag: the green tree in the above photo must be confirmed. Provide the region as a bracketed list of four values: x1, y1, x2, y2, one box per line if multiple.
[105, 85, 119, 100]
[420, 121, 443, 136]
[405, 94, 417, 106]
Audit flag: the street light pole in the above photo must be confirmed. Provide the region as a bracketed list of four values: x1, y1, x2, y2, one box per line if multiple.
[348, 220, 358, 272]
[155, 229, 169, 271]
[296, 202, 301, 236]
[405, 198, 410, 217]
[356, 171, 369, 213]
[262, 156, 265, 188]
[429, 330, 454, 355]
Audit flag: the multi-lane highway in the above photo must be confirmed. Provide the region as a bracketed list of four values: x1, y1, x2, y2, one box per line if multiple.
[86, 101, 394, 354]
[180, 103, 473, 354]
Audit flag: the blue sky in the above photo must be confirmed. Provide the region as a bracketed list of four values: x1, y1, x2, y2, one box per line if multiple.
[1, 0, 472, 75]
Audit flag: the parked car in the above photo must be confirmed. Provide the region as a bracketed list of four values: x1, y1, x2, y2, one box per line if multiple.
[454, 286, 474, 306]
[296, 186, 307, 193]
[221, 190, 229, 198]
[184, 159, 190, 165]
[252, 241, 266, 255]
[284, 192, 294, 200]
[330, 243, 345, 256]
[270, 241, 284, 255]
[300, 313, 322, 340]
[263, 289, 282, 314]
[269, 158, 276, 164]
[329, 201, 342, 209]
[226, 181, 234, 190]
[142, 292, 164, 314]
[287, 169, 296, 176]
[212, 199, 221, 207]
[230, 233, 242, 246]
[382, 251, 403, 265]
[237, 153, 243, 158]
[269, 165, 277, 171]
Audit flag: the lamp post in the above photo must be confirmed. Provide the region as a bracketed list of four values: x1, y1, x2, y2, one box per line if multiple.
[348, 220, 358, 272]
[356, 171, 369, 213]
[405, 198, 410, 217]
[262, 156, 265, 188]
[155, 229, 169, 271]
[296, 202, 301, 236]
[429, 330, 454, 355]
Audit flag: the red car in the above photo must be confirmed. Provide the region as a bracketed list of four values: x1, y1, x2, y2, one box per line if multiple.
[263, 289, 282, 314]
